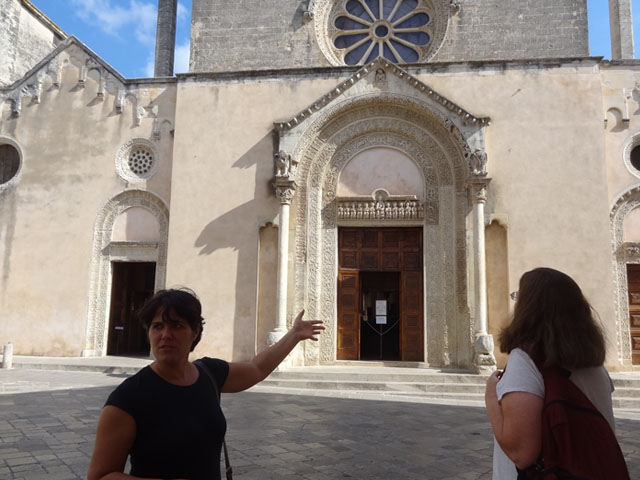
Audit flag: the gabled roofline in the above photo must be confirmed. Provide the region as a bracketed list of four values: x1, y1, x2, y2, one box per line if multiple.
[274, 57, 491, 131]
[22, 0, 67, 40]
[0, 36, 175, 93]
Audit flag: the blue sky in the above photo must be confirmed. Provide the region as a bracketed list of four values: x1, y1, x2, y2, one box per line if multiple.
[30, 0, 640, 78]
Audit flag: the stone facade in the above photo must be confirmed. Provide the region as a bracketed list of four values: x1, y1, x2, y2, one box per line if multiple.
[190, 0, 588, 72]
[1, 0, 640, 370]
[0, 0, 65, 87]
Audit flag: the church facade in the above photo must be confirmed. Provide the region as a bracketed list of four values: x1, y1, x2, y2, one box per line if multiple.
[2, 0, 640, 371]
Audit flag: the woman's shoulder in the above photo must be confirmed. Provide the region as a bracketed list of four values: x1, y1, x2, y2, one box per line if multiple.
[498, 348, 545, 400]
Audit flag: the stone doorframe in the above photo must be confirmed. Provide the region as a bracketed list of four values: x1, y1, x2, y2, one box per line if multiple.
[610, 185, 640, 366]
[277, 93, 488, 368]
[82, 189, 169, 357]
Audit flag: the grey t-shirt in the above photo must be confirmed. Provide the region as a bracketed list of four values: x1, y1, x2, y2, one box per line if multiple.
[492, 348, 615, 480]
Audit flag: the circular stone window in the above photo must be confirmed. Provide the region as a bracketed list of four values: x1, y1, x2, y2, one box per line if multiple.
[0, 143, 21, 187]
[312, 0, 450, 66]
[116, 139, 159, 183]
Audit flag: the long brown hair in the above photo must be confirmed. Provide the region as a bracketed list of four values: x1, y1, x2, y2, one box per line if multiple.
[499, 267, 606, 369]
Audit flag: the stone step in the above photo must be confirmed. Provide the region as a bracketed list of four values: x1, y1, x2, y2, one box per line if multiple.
[261, 378, 487, 393]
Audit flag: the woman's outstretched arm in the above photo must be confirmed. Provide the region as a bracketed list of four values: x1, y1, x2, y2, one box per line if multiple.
[221, 310, 324, 393]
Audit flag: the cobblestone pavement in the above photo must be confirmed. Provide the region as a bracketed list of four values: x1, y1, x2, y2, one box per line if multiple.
[0, 369, 639, 480]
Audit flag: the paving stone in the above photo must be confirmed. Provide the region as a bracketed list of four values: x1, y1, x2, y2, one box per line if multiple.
[0, 369, 639, 479]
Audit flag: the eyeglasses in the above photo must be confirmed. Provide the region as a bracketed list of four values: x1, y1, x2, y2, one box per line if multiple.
[509, 291, 518, 301]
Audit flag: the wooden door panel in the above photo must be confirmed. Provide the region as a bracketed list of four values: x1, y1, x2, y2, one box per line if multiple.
[627, 264, 640, 365]
[401, 270, 424, 361]
[337, 271, 359, 360]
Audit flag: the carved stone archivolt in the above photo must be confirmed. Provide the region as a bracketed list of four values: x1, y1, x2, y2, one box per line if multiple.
[610, 185, 640, 365]
[83, 189, 169, 357]
[280, 93, 478, 367]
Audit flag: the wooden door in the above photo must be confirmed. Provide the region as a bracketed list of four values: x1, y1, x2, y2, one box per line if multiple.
[337, 271, 360, 360]
[401, 271, 423, 361]
[107, 262, 155, 356]
[338, 227, 424, 361]
[627, 264, 640, 365]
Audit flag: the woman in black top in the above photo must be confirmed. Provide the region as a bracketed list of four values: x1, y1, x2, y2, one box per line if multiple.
[87, 288, 324, 480]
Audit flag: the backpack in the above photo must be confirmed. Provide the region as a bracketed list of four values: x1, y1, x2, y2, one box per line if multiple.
[517, 365, 630, 480]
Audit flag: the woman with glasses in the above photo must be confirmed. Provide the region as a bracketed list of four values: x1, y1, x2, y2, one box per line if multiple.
[485, 267, 623, 479]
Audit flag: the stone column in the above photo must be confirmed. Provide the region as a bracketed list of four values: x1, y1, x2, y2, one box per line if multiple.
[269, 178, 297, 345]
[468, 178, 496, 372]
[154, 0, 178, 77]
[609, 0, 635, 60]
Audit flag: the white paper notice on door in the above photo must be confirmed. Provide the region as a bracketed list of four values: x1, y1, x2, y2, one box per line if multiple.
[375, 300, 387, 315]
[376, 316, 387, 325]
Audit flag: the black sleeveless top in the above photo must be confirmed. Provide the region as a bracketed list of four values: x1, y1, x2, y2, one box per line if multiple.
[105, 357, 229, 479]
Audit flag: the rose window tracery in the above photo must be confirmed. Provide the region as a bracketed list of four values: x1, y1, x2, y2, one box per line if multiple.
[332, 0, 434, 65]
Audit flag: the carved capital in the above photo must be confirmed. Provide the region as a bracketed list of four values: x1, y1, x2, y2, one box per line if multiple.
[274, 178, 297, 205]
[467, 178, 490, 205]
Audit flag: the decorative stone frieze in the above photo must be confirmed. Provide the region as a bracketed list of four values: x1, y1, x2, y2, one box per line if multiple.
[0, 37, 167, 128]
[337, 189, 424, 221]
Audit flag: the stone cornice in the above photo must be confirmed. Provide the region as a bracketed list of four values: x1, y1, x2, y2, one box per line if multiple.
[177, 57, 602, 85]
[22, 0, 67, 40]
[274, 57, 490, 131]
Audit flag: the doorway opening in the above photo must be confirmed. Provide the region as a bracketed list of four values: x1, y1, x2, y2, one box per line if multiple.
[337, 227, 424, 361]
[360, 271, 400, 361]
[627, 264, 640, 365]
[107, 262, 156, 356]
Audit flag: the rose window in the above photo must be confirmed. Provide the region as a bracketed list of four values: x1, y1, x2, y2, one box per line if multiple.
[128, 147, 154, 176]
[332, 0, 433, 65]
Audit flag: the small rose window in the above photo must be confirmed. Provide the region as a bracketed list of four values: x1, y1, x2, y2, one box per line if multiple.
[333, 0, 432, 65]
[128, 147, 154, 176]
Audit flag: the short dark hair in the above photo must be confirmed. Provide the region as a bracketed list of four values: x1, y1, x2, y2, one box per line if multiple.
[499, 267, 606, 369]
[137, 288, 204, 352]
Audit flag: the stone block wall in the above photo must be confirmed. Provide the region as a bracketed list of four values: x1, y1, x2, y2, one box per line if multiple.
[435, 0, 589, 62]
[189, 0, 589, 73]
[0, 0, 64, 86]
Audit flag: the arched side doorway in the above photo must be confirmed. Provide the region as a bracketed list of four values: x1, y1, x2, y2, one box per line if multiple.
[83, 189, 169, 357]
[611, 185, 640, 365]
[286, 95, 476, 367]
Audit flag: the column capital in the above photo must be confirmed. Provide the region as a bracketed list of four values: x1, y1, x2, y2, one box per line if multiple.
[467, 177, 491, 205]
[274, 178, 297, 205]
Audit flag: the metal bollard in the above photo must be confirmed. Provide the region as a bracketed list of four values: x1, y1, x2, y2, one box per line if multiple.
[2, 343, 13, 369]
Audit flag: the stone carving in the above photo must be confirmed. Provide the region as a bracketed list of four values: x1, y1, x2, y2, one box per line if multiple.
[609, 185, 640, 365]
[84, 189, 169, 356]
[275, 150, 298, 179]
[274, 178, 297, 205]
[468, 150, 488, 177]
[275, 58, 490, 132]
[374, 68, 387, 84]
[450, 0, 461, 14]
[337, 190, 424, 221]
[282, 94, 474, 366]
[310, 0, 452, 67]
[116, 138, 159, 183]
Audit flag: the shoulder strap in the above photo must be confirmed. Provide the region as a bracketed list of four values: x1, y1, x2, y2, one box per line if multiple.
[194, 360, 233, 480]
